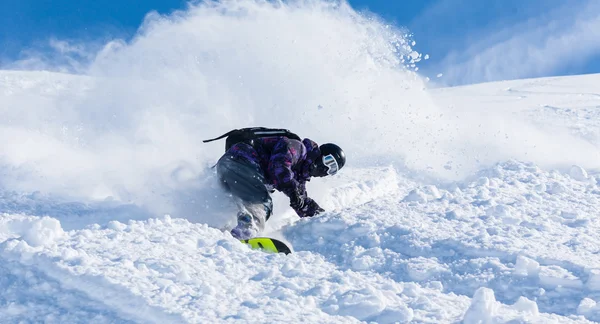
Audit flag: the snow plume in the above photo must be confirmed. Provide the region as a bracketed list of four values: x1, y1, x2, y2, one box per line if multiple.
[0, 0, 432, 222]
[76, 0, 600, 182]
[0, 0, 598, 225]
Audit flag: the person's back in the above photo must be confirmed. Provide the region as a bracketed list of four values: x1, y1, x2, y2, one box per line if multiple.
[227, 136, 316, 187]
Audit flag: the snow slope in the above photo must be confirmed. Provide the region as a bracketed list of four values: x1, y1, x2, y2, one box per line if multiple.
[2, 0, 600, 323]
[2, 70, 600, 323]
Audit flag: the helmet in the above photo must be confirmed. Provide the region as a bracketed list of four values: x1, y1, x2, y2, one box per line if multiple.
[320, 143, 346, 169]
[309, 143, 345, 177]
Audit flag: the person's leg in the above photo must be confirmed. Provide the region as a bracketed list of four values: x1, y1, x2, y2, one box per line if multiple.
[217, 155, 272, 237]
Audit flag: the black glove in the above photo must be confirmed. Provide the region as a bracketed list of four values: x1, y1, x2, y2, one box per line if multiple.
[289, 193, 304, 210]
[296, 198, 325, 218]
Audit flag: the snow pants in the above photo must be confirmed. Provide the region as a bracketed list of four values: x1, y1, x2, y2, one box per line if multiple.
[216, 154, 273, 229]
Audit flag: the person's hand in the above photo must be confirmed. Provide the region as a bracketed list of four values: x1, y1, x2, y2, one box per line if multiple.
[289, 193, 304, 210]
[296, 198, 324, 218]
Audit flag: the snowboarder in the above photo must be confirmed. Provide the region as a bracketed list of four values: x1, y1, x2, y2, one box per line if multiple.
[203, 127, 346, 240]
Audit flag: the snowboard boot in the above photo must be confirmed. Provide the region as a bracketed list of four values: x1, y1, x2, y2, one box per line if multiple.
[230, 210, 260, 240]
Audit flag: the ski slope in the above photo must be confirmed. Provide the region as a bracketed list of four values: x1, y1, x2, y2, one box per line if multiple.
[1, 0, 600, 323]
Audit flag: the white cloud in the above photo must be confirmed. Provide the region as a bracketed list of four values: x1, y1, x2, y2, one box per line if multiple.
[5, 38, 102, 74]
[432, 1, 600, 85]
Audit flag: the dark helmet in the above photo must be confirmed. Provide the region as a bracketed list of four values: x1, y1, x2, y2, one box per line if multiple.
[310, 143, 346, 177]
[320, 143, 346, 169]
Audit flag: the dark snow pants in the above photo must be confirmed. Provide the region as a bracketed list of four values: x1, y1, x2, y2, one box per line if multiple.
[216, 154, 273, 227]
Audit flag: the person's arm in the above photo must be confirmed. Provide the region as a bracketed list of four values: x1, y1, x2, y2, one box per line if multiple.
[268, 139, 323, 217]
[268, 138, 304, 199]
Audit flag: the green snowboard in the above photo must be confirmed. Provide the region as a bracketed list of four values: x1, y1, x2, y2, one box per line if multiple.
[240, 237, 293, 254]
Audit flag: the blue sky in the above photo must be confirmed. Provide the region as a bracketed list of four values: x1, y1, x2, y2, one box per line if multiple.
[1, 0, 599, 86]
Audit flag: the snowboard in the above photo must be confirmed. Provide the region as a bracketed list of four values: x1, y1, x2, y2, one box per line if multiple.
[240, 237, 292, 254]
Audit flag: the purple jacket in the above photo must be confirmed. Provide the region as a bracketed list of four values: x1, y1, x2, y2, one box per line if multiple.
[227, 137, 320, 216]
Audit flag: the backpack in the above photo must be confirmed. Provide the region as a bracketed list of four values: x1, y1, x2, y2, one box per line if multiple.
[203, 127, 301, 151]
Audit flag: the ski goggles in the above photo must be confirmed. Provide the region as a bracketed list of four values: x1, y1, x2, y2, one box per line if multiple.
[322, 154, 339, 175]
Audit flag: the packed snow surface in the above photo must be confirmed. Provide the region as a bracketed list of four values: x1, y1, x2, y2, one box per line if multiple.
[2, 0, 600, 323]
